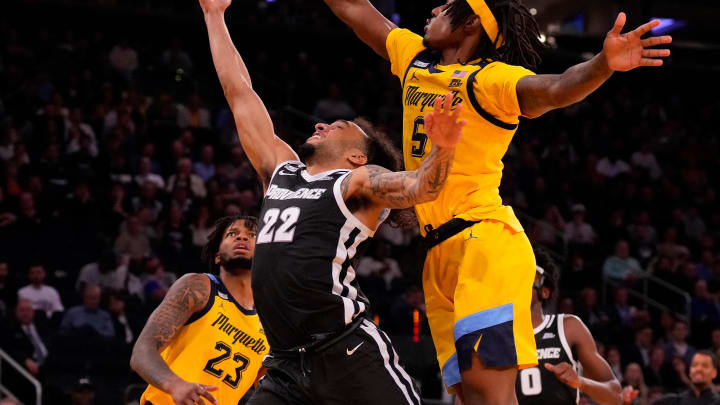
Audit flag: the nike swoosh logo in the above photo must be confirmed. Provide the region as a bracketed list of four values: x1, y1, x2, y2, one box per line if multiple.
[277, 170, 295, 176]
[346, 342, 364, 356]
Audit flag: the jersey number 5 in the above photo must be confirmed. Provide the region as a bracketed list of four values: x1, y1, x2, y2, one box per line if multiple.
[203, 341, 250, 389]
[519, 367, 542, 396]
[258, 207, 300, 244]
[411, 117, 428, 158]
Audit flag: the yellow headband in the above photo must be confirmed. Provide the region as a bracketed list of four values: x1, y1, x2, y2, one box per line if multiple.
[466, 0, 503, 48]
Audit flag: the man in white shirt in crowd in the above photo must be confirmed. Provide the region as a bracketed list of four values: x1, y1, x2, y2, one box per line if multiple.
[564, 204, 597, 246]
[134, 156, 165, 189]
[17, 263, 64, 319]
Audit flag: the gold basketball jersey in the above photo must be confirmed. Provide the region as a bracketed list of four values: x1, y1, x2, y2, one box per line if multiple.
[387, 28, 535, 233]
[141, 274, 268, 404]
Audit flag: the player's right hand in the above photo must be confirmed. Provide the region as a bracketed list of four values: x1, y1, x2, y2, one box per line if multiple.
[169, 381, 218, 405]
[424, 93, 466, 149]
[621, 385, 639, 404]
[199, 0, 231, 15]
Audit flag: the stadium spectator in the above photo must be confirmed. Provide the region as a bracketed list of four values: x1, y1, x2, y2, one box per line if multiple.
[166, 157, 206, 198]
[134, 156, 165, 189]
[108, 290, 141, 345]
[70, 377, 96, 405]
[623, 363, 649, 405]
[60, 285, 115, 338]
[76, 250, 130, 292]
[17, 264, 64, 319]
[114, 216, 152, 261]
[652, 351, 720, 404]
[193, 144, 216, 182]
[603, 240, 644, 282]
[665, 320, 697, 366]
[624, 326, 654, 368]
[108, 40, 138, 78]
[356, 241, 402, 291]
[2, 299, 50, 377]
[177, 93, 211, 129]
[565, 204, 597, 246]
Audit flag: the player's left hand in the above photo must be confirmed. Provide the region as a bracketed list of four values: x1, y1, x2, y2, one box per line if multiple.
[545, 362, 581, 389]
[603, 12, 672, 72]
[424, 94, 466, 149]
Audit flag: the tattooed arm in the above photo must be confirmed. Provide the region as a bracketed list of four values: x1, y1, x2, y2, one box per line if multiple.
[343, 94, 465, 209]
[130, 273, 218, 405]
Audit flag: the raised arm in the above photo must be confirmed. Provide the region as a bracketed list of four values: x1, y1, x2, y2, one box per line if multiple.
[343, 95, 464, 209]
[130, 274, 218, 405]
[323, 0, 396, 60]
[518, 13, 672, 118]
[201, 0, 297, 189]
[545, 315, 622, 405]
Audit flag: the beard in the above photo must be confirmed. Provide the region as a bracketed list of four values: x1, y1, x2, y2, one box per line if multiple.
[219, 253, 252, 273]
[297, 142, 316, 164]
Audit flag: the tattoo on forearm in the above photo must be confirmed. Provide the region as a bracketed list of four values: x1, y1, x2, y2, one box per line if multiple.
[366, 147, 453, 208]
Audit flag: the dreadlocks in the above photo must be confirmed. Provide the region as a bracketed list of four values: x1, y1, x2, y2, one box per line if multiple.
[353, 118, 418, 229]
[201, 214, 258, 274]
[446, 0, 545, 70]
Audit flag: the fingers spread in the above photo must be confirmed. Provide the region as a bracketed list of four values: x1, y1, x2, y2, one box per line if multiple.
[640, 58, 663, 67]
[635, 19, 661, 36]
[433, 96, 443, 113]
[609, 12, 626, 35]
[443, 93, 453, 112]
[642, 49, 670, 58]
[451, 102, 463, 119]
[200, 384, 219, 392]
[642, 36, 672, 47]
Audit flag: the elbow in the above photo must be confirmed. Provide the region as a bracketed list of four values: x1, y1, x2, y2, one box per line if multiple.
[129, 343, 142, 373]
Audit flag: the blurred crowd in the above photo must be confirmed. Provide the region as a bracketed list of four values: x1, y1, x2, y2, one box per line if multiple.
[1, 1, 719, 404]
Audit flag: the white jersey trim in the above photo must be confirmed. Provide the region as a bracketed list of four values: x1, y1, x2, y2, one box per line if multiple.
[360, 320, 421, 405]
[332, 171, 376, 236]
[300, 168, 348, 182]
[534, 314, 552, 335]
[557, 314, 578, 369]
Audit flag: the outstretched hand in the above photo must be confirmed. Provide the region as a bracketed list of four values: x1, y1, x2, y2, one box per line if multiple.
[603, 12, 672, 72]
[424, 94, 466, 149]
[199, 0, 231, 14]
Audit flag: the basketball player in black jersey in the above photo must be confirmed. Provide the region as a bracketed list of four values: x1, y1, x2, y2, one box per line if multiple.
[513, 248, 623, 405]
[199, 0, 465, 404]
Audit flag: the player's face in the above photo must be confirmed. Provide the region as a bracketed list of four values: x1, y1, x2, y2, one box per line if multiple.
[689, 353, 717, 385]
[304, 120, 366, 161]
[218, 220, 257, 263]
[423, 0, 464, 50]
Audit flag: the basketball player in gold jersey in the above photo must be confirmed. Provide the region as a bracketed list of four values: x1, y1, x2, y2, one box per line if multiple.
[131, 215, 268, 405]
[322, 0, 672, 403]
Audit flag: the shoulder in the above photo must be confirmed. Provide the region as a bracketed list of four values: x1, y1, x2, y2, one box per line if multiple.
[164, 273, 212, 311]
[387, 28, 424, 49]
[561, 314, 590, 345]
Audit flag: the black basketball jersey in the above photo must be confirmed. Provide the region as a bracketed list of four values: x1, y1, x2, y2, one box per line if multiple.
[516, 314, 579, 405]
[251, 161, 384, 351]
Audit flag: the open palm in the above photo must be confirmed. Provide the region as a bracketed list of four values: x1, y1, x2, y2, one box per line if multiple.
[604, 12, 672, 72]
